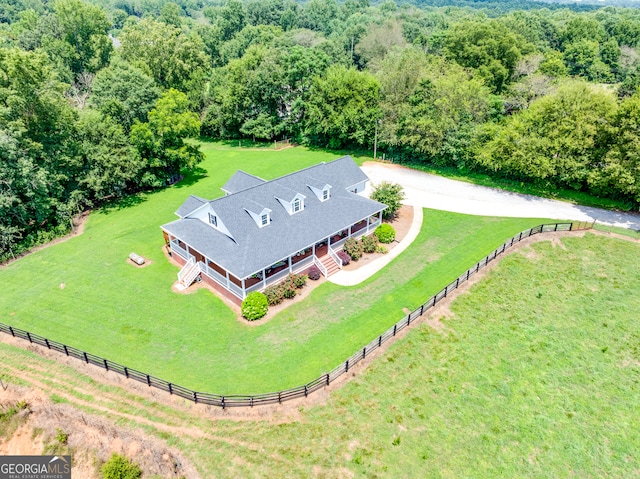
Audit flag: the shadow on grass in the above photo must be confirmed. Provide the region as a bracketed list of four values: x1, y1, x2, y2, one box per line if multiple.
[174, 167, 208, 189]
[99, 194, 147, 215]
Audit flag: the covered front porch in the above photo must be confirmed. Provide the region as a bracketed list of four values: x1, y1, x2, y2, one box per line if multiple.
[167, 211, 383, 300]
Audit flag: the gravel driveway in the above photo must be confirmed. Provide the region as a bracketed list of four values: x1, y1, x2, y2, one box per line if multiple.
[362, 162, 640, 230]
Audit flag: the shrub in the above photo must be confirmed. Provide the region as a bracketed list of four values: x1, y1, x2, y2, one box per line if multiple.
[283, 285, 297, 299]
[375, 224, 396, 243]
[308, 265, 321, 280]
[264, 284, 285, 306]
[343, 237, 364, 260]
[376, 244, 388, 254]
[241, 292, 268, 320]
[291, 273, 307, 288]
[336, 250, 351, 265]
[370, 181, 405, 219]
[361, 234, 377, 253]
[101, 454, 142, 479]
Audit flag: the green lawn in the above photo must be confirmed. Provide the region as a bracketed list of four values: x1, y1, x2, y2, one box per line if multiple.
[1, 232, 638, 477]
[0, 141, 552, 393]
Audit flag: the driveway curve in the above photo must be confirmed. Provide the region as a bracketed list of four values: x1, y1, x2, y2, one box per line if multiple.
[362, 162, 640, 230]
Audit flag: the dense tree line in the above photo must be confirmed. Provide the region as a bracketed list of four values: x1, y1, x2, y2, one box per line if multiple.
[2, 0, 640, 259]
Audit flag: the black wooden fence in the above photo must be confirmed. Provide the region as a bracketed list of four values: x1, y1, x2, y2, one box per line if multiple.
[0, 222, 591, 408]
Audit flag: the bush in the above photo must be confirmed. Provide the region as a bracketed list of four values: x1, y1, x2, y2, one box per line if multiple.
[370, 181, 405, 219]
[101, 454, 142, 479]
[291, 273, 307, 288]
[361, 234, 377, 253]
[336, 250, 351, 265]
[308, 265, 321, 280]
[343, 237, 364, 260]
[264, 284, 285, 306]
[376, 244, 388, 254]
[241, 292, 268, 320]
[375, 224, 396, 243]
[283, 285, 297, 299]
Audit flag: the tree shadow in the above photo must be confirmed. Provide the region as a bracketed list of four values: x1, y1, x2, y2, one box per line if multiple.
[174, 167, 208, 189]
[99, 193, 147, 215]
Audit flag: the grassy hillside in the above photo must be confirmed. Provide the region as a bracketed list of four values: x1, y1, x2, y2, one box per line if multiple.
[1, 232, 638, 477]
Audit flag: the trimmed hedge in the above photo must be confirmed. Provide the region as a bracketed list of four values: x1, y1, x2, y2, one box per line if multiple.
[375, 224, 396, 243]
[242, 292, 268, 320]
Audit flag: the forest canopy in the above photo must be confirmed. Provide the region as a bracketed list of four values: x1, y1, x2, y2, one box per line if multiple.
[2, 0, 640, 259]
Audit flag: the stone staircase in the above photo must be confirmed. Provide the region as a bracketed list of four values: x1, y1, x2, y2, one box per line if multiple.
[318, 254, 341, 277]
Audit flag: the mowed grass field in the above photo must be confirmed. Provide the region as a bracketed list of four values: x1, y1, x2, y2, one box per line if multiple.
[0, 141, 551, 393]
[1, 232, 638, 477]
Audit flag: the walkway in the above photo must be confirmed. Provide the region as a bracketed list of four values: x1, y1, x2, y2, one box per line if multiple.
[329, 207, 423, 286]
[361, 162, 640, 230]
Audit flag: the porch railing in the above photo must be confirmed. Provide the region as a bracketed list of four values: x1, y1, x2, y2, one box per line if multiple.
[313, 255, 328, 277]
[328, 247, 343, 269]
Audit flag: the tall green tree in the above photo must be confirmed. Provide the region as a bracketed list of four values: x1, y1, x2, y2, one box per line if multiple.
[304, 65, 381, 148]
[131, 89, 204, 187]
[90, 59, 159, 132]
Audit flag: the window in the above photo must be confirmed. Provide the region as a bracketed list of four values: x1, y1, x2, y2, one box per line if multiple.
[293, 198, 302, 213]
[208, 213, 217, 227]
[322, 189, 329, 201]
[261, 213, 269, 226]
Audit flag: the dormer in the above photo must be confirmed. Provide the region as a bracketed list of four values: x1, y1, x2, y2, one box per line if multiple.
[244, 206, 272, 228]
[275, 192, 306, 215]
[184, 203, 235, 240]
[307, 182, 332, 202]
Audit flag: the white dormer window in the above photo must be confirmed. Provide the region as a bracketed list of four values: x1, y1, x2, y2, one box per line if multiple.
[293, 197, 302, 213]
[208, 213, 217, 227]
[322, 188, 329, 201]
[261, 213, 269, 226]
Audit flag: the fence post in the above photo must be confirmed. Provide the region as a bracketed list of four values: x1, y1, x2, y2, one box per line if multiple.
[26, 332, 32, 343]
[363, 346, 366, 359]
[250, 396, 253, 407]
[222, 396, 225, 409]
[326, 373, 330, 386]
[393, 324, 397, 336]
[519, 232, 523, 241]
[279, 391, 282, 403]
[168, 383, 173, 395]
[569, 222, 573, 231]
[45, 338, 50, 349]
[345, 359, 349, 372]
[193, 391, 197, 403]
[304, 385, 308, 397]
[378, 335, 382, 347]
[432, 295, 436, 306]
[466, 270, 470, 280]
[63, 345, 68, 356]
[124, 367, 129, 378]
[9, 327, 14, 337]
[103, 359, 108, 371]
[420, 304, 424, 315]
[554, 223, 558, 232]
[146, 374, 151, 386]
[455, 278, 459, 288]
[83, 352, 88, 363]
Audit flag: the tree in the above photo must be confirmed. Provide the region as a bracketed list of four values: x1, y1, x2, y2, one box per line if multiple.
[304, 65, 381, 148]
[159, 2, 182, 28]
[444, 20, 532, 93]
[370, 181, 405, 220]
[53, 0, 113, 75]
[119, 18, 209, 93]
[101, 454, 141, 479]
[217, 0, 246, 41]
[75, 110, 143, 202]
[475, 81, 617, 190]
[90, 59, 160, 132]
[131, 89, 204, 187]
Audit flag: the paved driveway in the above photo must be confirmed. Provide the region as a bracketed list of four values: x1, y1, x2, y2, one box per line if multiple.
[362, 162, 640, 230]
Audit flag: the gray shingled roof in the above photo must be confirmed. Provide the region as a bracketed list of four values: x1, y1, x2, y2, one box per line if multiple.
[162, 156, 386, 279]
[221, 170, 266, 194]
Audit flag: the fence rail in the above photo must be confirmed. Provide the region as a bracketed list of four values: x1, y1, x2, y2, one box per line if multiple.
[0, 222, 590, 408]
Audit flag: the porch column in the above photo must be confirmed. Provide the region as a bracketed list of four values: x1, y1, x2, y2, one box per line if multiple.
[241, 278, 246, 299]
[348, 225, 352, 236]
[288, 256, 292, 273]
[312, 243, 315, 256]
[366, 216, 370, 233]
[225, 270, 230, 289]
[262, 268, 267, 289]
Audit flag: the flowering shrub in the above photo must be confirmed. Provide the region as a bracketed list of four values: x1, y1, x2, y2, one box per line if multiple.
[337, 250, 351, 265]
[344, 237, 364, 260]
[361, 234, 377, 253]
[264, 284, 285, 306]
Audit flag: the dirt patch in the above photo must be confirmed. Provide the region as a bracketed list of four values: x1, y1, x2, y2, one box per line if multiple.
[0, 211, 90, 268]
[0, 385, 199, 478]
